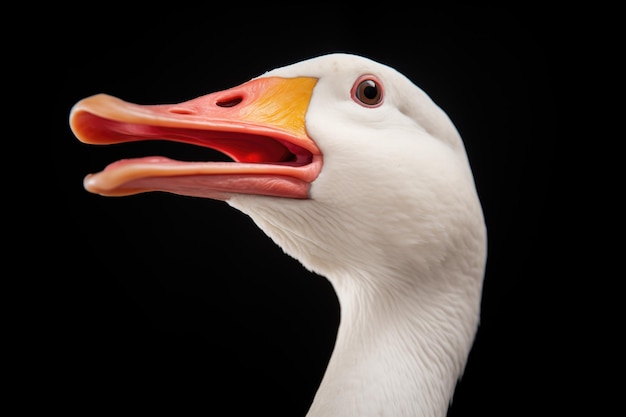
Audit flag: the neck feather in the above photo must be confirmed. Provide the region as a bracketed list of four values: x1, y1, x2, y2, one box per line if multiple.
[306, 265, 483, 417]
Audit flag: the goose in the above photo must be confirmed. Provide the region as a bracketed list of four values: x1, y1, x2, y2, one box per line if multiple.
[69, 53, 487, 417]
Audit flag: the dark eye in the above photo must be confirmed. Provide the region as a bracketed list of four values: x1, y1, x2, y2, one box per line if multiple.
[351, 75, 384, 107]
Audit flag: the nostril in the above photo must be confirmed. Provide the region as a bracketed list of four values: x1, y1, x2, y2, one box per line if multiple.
[216, 96, 243, 108]
[169, 108, 195, 115]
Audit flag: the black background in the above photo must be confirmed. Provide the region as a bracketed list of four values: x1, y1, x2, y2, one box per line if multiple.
[35, 5, 595, 416]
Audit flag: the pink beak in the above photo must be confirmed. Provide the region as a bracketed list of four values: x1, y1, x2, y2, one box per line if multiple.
[69, 76, 322, 200]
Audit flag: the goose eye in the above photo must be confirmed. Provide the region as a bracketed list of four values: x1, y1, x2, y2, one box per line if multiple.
[351, 75, 384, 107]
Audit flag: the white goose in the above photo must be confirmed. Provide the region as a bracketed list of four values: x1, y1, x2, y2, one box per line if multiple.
[69, 53, 487, 417]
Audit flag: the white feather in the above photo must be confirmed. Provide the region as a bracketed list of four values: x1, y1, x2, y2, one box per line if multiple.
[228, 54, 487, 417]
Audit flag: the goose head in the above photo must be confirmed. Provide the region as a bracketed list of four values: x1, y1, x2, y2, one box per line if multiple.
[70, 53, 487, 417]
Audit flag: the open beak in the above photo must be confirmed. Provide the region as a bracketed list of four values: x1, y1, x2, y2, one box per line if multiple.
[69, 76, 322, 200]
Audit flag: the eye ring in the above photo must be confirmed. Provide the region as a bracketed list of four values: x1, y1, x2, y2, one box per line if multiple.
[351, 75, 384, 107]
